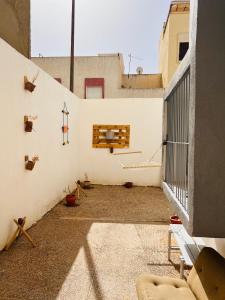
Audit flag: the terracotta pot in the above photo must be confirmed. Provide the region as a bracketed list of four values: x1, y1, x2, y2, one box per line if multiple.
[62, 125, 69, 133]
[170, 215, 182, 224]
[24, 81, 36, 92]
[83, 180, 91, 189]
[26, 160, 35, 170]
[25, 121, 33, 132]
[66, 194, 76, 206]
[124, 182, 133, 188]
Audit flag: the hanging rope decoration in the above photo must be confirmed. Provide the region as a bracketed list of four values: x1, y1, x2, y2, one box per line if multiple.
[62, 102, 69, 145]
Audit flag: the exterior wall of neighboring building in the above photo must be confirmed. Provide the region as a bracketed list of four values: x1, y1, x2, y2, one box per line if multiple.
[0, 0, 30, 58]
[32, 55, 163, 99]
[122, 74, 162, 89]
[159, 1, 190, 87]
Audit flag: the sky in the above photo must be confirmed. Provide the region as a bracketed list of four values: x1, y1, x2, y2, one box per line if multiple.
[31, 0, 171, 74]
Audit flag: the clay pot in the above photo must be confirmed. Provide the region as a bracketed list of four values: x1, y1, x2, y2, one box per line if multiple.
[24, 81, 36, 92]
[83, 180, 91, 189]
[25, 121, 33, 132]
[66, 194, 76, 206]
[170, 215, 182, 224]
[62, 125, 69, 133]
[124, 182, 133, 188]
[25, 160, 35, 170]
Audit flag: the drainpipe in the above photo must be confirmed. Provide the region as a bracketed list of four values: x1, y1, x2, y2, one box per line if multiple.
[70, 0, 75, 93]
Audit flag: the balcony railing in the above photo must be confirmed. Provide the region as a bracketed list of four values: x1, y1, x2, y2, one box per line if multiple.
[164, 68, 190, 213]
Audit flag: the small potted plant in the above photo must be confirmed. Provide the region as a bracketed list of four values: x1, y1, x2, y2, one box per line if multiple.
[24, 72, 39, 93]
[63, 186, 76, 206]
[83, 173, 91, 189]
[170, 215, 182, 224]
[62, 125, 69, 133]
[24, 115, 38, 132]
[25, 155, 39, 171]
[25, 120, 33, 132]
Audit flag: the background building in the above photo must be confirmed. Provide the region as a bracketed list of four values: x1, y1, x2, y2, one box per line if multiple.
[0, 0, 30, 58]
[32, 54, 163, 99]
[159, 0, 190, 87]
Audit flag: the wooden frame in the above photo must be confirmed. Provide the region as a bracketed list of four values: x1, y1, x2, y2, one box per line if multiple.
[92, 125, 130, 149]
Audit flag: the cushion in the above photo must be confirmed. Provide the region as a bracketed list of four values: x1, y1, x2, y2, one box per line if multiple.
[188, 247, 225, 300]
[136, 274, 196, 300]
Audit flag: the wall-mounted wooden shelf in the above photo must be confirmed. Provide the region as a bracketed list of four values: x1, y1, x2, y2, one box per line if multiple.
[92, 125, 130, 149]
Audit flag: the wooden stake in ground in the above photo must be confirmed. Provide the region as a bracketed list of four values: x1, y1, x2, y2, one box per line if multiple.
[13, 219, 36, 247]
[4, 217, 26, 250]
[4, 217, 36, 250]
[76, 181, 87, 200]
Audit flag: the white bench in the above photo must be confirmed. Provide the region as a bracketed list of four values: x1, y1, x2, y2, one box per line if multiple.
[168, 224, 205, 278]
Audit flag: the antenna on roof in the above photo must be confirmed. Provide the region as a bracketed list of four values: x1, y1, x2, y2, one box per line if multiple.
[128, 54, 132, 78]
[136, 66, 143, 74]
[127, 53, 143, 78]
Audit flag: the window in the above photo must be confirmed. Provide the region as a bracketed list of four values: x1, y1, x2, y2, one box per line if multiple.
[84, 78, 104, 99]
[179, 42, 189, 61]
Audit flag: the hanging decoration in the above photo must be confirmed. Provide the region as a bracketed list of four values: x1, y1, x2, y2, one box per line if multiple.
[62, 102, 69, 145]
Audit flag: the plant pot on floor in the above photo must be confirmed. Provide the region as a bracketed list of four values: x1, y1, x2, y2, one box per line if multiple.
[170, 215, 182, 224]
[124, 182, 133, 188]
[65, 194, 76, 206]
[83, 180, 91, 189]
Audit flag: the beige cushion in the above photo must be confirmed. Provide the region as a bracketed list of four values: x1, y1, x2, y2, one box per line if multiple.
[188, 247, 225, 300]
[136, 274, 196, 300]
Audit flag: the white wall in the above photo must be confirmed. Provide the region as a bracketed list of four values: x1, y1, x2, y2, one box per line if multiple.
[0, 38, 80, 250]
[78, 99, 163, 186]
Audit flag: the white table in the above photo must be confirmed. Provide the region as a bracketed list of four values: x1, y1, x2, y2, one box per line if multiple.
[168, 224, 205, 278]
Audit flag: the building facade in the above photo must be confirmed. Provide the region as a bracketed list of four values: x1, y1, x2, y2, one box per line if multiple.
[32, 54, 163, 99]
[0, 0, 30, 58]
[159, 0, 190, 87]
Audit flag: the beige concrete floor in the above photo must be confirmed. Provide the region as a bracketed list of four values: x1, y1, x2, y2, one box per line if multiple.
[0, 185, 183, 300]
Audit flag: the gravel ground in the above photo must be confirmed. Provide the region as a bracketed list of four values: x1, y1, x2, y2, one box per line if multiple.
[0, 185, 184, 300]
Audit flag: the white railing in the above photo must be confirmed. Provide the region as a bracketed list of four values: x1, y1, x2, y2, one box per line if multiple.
[164, 67, 190, 213]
